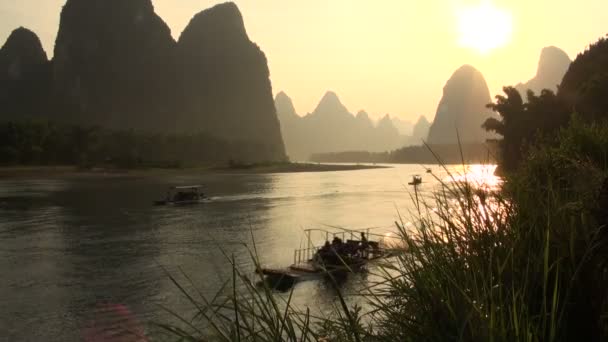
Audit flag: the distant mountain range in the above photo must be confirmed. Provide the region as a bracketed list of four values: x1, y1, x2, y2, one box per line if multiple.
[284, 46, 572, 158]
[0, 1, 286, 162]
[516, 46, 571, 96]
[275, 91, 430, 160]
[426, 48, 571, 145]
[1, 4, 573, 164]
[391, 117, 414, 136]
[412, 116, 432, 142]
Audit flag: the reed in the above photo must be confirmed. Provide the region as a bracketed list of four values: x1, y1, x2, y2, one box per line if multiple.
[159, 120, 608, 341]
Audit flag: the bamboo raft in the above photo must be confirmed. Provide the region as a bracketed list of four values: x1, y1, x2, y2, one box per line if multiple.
[257, 228, 402, 288]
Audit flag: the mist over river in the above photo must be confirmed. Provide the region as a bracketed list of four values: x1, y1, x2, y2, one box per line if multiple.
[0, 164, 497, 341]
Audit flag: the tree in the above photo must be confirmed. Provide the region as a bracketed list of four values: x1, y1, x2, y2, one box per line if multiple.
[484, 87, 568, 172]
[483, 87, 526, 171]
[559, 37, 608, 120]
[69, 125, 101, 166]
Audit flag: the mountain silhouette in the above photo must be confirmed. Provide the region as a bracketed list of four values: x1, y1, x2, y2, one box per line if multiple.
[1, 1, 286, 162]
[516, 46, 571, 96]
[274, 91, 307, 159]
[356, 110, 374, 129]
[53, 0, 176, 130]
[0, 27, 47, 67]
[275, 91, 408, 160]
[310, 91, 353, 120]
[377, 114, 400, 137]
[176, 2, 285, 158]
[299, 91, 363, 158]
[427, 65, 494, 144]
[391, 117, 414, 136]
[0, 27, 51, 119]
[275, 91, 299, 121]
[412, 115, 431, 141]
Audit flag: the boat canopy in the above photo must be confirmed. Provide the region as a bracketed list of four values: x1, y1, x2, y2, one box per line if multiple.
[171, 185, 203, 190]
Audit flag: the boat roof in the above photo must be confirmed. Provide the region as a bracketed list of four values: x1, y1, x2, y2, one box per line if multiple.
[172, 185, 203, 190]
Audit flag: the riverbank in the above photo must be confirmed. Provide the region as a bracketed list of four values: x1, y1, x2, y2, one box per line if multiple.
[213, 162, 387, 174]
[158, 121, 608, 341]
[0, 163, 388, 180]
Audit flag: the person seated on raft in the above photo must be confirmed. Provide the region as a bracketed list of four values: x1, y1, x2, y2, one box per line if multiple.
[334, 237, 364, 263]
[320, 240, 331, 252]
[315, 238, 345, 266]
[173, 192, 185, 202]
[331, 236, 343, 247]
[334, 237, 354, 259]
[316, 241, 331, 258]
[174, 190, 198, 202]
[314, 241, 332, 263]
[359, 232, 370, 259]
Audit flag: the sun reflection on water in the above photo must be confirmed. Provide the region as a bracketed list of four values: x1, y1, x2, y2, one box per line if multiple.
[447, 164, 503, 192]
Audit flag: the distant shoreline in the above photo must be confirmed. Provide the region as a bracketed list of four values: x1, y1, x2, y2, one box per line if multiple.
[0, 163, 389, 180]
[213, 162, 388, 174]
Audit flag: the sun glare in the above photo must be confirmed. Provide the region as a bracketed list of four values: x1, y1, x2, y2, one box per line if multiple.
[457, 1, 513, 54]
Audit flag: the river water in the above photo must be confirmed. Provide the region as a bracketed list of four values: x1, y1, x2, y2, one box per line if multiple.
[0, 164, 496, 341]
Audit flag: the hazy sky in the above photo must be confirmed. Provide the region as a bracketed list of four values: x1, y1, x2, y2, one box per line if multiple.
[0, 0, 606, 122]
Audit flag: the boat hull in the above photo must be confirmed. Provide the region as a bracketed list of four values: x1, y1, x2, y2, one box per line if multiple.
[154, 198, 211, 206]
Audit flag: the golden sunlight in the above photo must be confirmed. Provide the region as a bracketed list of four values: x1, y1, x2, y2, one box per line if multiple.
[456, 1, 513, 54]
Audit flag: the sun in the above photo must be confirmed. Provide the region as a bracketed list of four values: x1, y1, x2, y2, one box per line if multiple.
[456, 1, 513, 54]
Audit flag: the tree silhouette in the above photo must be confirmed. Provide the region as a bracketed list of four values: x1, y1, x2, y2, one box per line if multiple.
[483, 87, 525, 171]
[559, 37, 608, 120]
[484, 87, 568, 171]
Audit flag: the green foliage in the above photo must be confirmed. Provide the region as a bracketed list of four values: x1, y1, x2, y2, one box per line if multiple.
[0, 120, 282, 168]
[487, 35, 608, 173]
[559, 37, 608, 120]
[484, 87, 569, 172]
[369, 121, 608, 341]
[556, 115, 608, 168]
[507, 120, 608, 340]
[155, 249, 368, 342]
[0, 120, 70, 165]
[159, 121, 608, 342]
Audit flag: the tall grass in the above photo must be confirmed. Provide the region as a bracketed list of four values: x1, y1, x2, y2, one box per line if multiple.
[156, 244, 367, 341]
[159, 120, 608, 341]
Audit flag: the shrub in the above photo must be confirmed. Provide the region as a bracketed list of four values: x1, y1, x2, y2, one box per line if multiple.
[161, 120, 608, 341]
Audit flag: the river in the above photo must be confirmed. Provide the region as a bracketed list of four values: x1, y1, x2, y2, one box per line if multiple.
[0, 164, 497, 341]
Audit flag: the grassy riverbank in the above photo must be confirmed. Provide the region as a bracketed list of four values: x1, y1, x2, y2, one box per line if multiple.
[0, 162, 387, 180]
[159, 120, 608, 341]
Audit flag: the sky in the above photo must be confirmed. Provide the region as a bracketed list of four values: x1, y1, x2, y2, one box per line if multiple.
[0, 0, 606, 122]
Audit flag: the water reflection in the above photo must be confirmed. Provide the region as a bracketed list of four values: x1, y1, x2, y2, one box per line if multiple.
[0, 180, 72, 340]
[0, 164, 499, 341]
[445, 164, 503, 191]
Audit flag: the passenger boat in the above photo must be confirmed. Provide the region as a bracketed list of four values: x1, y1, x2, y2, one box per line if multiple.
[257, 228, 405, 290]
[154, 185, 210, 206]
[408, 175, 422, 186]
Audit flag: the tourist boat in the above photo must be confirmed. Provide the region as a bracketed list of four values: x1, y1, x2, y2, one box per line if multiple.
[257, 228, 405, 290]
[408, 175, 423, 186]
[154, 185, 210, 206]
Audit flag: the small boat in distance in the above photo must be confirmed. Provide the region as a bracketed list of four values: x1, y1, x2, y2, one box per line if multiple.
[154, 185, 210, 206]
[408, 175, 423, 186]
